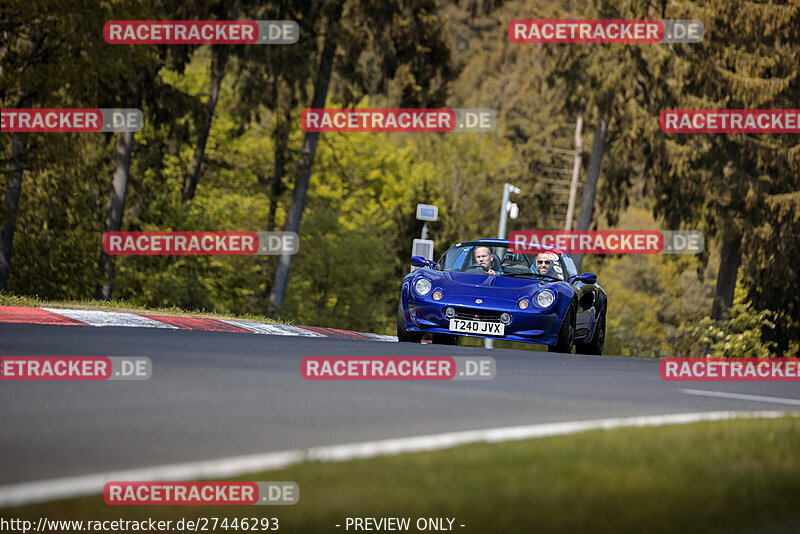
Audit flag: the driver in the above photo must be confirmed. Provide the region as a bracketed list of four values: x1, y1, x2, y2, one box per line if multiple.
[474, 246, 498, 275]
[534, 252, 562, 279]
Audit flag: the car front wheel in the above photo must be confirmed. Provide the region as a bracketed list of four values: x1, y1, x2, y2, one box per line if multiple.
[396, 300, 423, 343]
[576, 305, 605, 355]
[548, 306, 575, 354]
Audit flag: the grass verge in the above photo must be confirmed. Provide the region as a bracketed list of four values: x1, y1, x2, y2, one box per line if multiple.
[4, 416, 800, 533]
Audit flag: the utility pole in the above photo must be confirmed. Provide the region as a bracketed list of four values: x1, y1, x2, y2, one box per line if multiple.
[488, 183, 521, 349]
[565, 112, 583, 231]
[498, 183, 521, 239]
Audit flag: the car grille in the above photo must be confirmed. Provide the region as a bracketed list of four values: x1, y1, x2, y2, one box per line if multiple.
[452, 307, 503, 321]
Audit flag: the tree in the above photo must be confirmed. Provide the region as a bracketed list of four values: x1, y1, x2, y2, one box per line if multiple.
[98, 131, 134, 300]
[1, 0, 128, 291]
[268, 1, 343, 313]
[0, 134, 25, 291]
[268, 0, 455, 313]
[182, 46, 229, 201]
[642, 0, 800, 320]
[743, 191, 800, 355]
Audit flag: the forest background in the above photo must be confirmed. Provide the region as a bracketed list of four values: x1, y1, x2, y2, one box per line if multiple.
[2, 0, 798, 357]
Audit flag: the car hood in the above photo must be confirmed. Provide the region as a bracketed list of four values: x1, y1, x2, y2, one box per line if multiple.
[430, 271, 555, 297]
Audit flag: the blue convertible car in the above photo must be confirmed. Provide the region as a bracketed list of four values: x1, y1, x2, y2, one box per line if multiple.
[397, 239, 606, 354]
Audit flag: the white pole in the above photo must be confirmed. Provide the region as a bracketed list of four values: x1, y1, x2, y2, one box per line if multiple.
[498, 184, 511, 239]
[489, 183, 520, 349]
[565, 112, 584, 231]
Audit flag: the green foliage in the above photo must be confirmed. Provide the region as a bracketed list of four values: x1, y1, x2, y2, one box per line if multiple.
[681, 281, 779, 358]
[2, 0, 797, 355]
[10, 134, 111, 298]
[742, 191, 800, 355]
[584, 209, 715, 357]
[283, 206, 395, 332]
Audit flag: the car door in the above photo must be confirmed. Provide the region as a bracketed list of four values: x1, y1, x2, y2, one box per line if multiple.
[562, 256, 598, 338]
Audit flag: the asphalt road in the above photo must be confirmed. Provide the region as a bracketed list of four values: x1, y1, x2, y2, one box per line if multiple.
[1, 323, 798, 485]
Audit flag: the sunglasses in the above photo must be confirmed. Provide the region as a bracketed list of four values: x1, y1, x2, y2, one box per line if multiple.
[536, 260, 552, 265]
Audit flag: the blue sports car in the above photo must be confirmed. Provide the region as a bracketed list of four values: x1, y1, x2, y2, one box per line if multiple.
[397, 239, 606, 354]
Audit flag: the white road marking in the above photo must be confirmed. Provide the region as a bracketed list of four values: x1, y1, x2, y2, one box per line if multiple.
[221, 319, 323, 337]
[22, 307, 391, 341]
[1, 410, 793, 508]
[42, 309, 177, 329]
[680, 388, 800, 406]
[360, 333, 398, 342]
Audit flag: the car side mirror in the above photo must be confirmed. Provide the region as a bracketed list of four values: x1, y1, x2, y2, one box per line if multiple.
[579, 273, 597, 284]
[411, 256, 436, 269]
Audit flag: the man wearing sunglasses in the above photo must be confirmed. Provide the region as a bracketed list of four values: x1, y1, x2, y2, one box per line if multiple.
[534, 252, 561, 278]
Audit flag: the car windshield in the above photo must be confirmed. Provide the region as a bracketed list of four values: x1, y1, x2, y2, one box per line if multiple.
[436, 242, 567, 281]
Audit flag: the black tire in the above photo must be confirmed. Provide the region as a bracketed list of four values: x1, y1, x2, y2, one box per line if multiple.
[396, 299, 423, 343]
[431, 333, 459, 345]
[548, 306, 575, 354]
[576, 305, 605, 355]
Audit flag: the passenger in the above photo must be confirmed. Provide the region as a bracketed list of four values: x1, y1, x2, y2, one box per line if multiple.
[534, 252, 561, 278]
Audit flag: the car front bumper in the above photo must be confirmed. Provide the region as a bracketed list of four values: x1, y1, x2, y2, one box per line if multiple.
[404, 294, 562, 345]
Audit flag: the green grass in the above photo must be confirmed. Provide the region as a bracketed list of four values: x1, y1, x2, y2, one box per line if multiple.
[4, 417, 800, 533]
[0, 292, 288, 325]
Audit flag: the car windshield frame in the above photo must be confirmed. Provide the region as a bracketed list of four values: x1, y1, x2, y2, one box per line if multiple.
[436, 242, 567, 281]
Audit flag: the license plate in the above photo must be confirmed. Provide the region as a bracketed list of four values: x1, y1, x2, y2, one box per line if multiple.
[449, 319, 504, 336]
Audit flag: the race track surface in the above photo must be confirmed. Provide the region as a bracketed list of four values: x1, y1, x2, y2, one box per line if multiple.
[1, 323, 799, 485]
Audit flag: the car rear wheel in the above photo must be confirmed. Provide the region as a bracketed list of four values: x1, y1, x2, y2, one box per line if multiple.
[576, 305, 605, 355]
[396, 300, 423, 343]
[431, 333, 459, 345]
[548, 306, 575, 354]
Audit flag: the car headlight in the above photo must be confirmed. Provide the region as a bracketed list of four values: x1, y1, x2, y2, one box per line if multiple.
[535, 290, 556, 308]
[444, 307, 455, 318]
[517, 299, 529, 309]
[414, 278, 432, 296]
[500, 312, 512, 324]
[432, 290, 443, 301]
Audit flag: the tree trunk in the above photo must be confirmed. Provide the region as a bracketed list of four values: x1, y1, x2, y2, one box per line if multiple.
[261, 102, 293, 300]
[267, 102, 293, 233]
[0, 133, 26, 292]
[182, 48, 227, 202]
[98, 131, 134, 300]
[573, 112, 609, 272]
[268, 21, 339, 314]
[710, 225, 742, 320]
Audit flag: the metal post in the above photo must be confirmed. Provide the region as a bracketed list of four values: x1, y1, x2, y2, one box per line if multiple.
[565, 112, 583, 231]
[498, 184, 511, 239]
[489, 183, 520, 349]
[489, 185, 513, 349]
